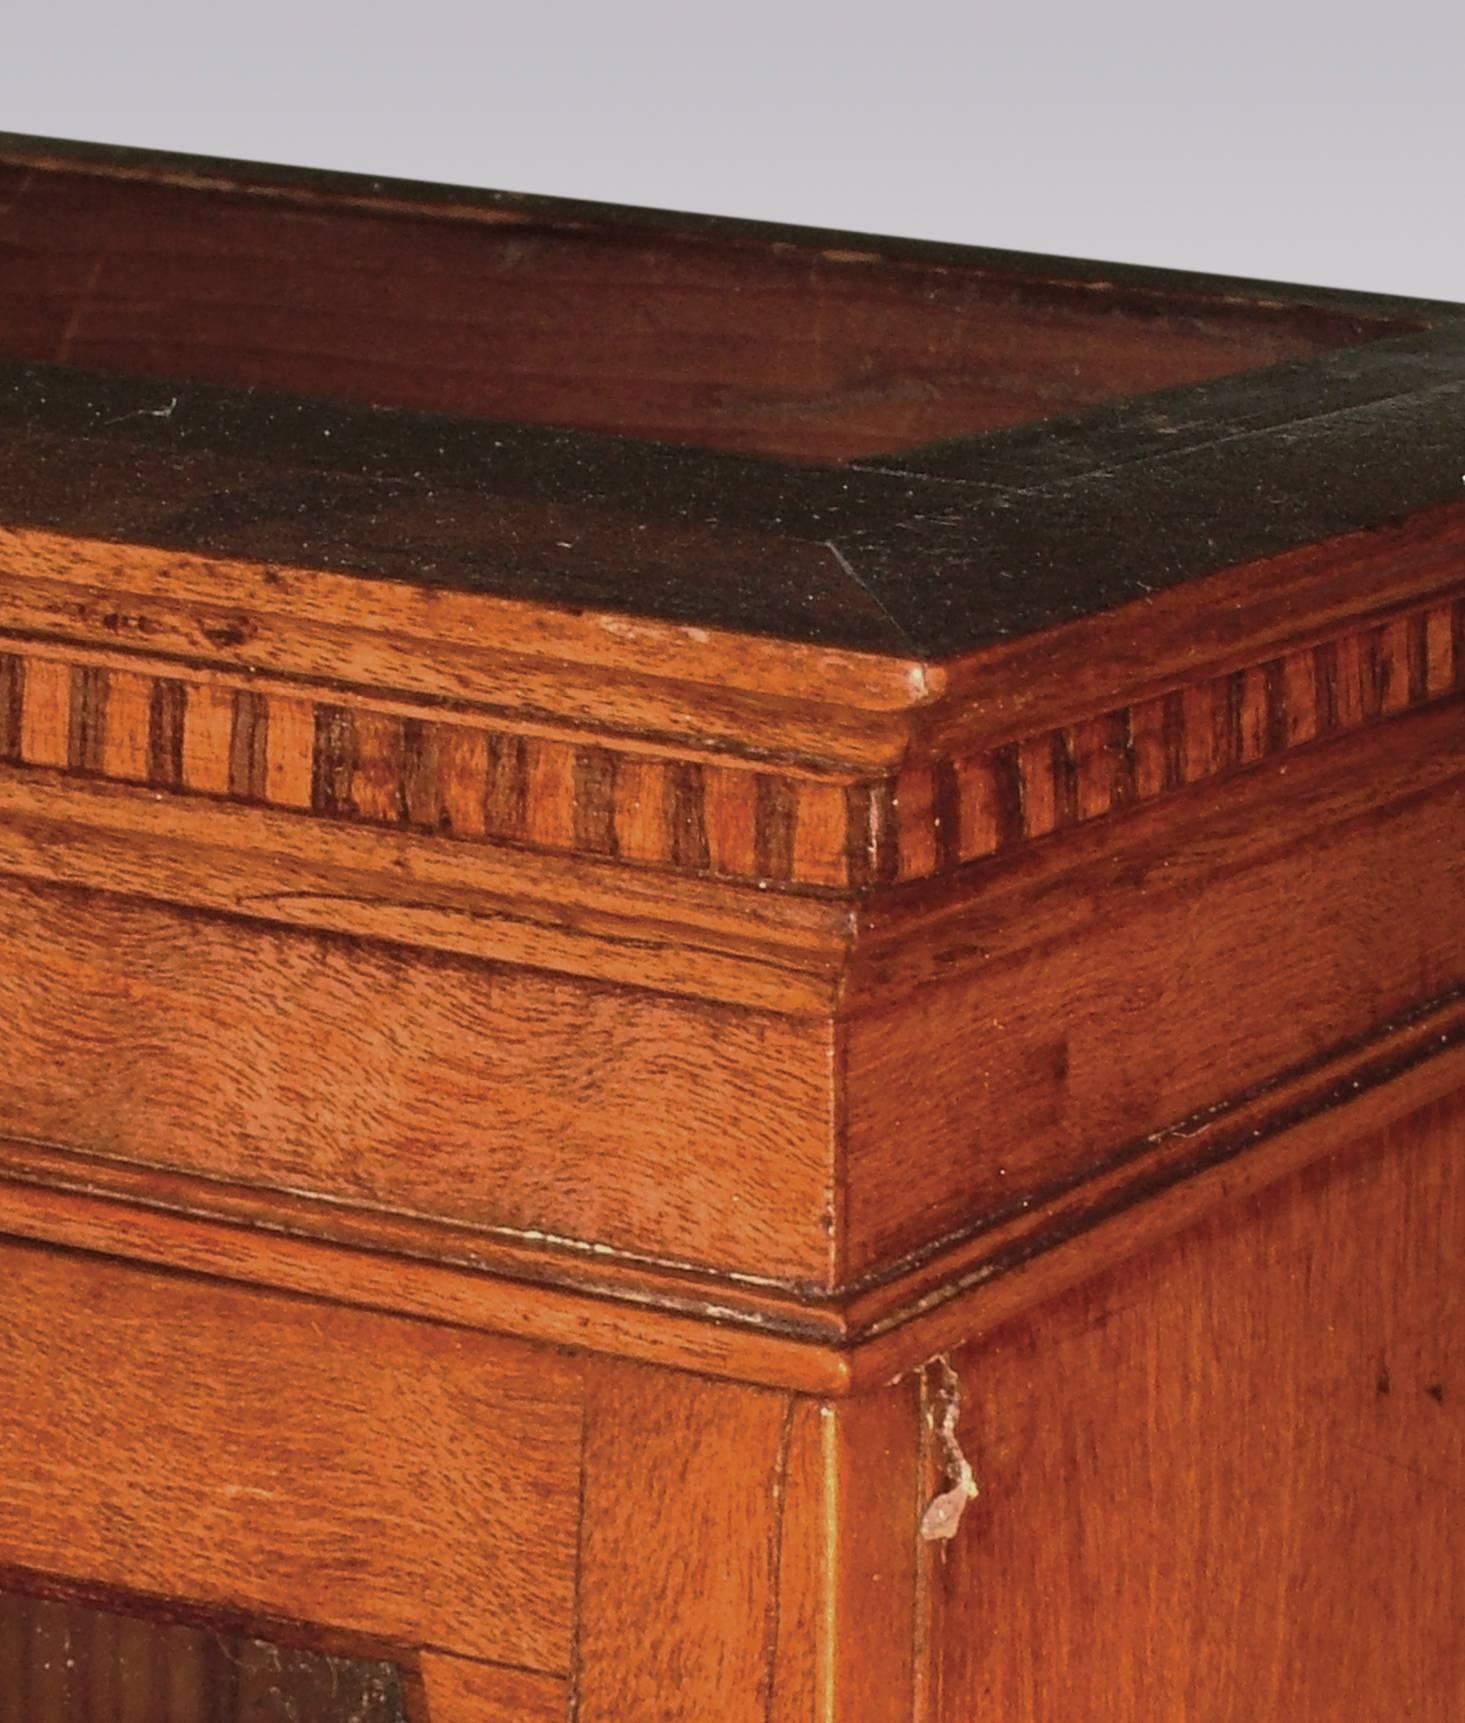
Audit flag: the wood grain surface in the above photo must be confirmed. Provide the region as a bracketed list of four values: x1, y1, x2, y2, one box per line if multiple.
[0, 152, 1385, 467]
[845, 700, 1465, 1279]
[416, 1653, 566, 1723]
[772, 1381, 928, 1723]
[575, 1363, 791, 1722]
[574, 1360, 926, 1723]
[0, 1240, 583, 1674]
[0, 697, 1459, 1382]
[0, 871, 835, 1283]
[931, 1090, 1465, 1721]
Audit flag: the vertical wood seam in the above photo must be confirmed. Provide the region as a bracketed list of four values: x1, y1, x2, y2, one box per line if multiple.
[760, 1398, 799, 1723]
[818, 1403, 839, 1723]
[566, 1396, 590, 1723]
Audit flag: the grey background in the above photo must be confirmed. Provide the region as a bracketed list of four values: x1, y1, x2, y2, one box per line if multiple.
[2, 0, 1460, 300]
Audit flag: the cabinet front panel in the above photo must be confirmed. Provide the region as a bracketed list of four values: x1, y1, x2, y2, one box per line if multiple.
[0, 1240, 583, 1676]
[0, 873, 834, 1283]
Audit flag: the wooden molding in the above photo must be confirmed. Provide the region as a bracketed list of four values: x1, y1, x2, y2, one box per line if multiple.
[0, 764, 850, 1015]
[885, 590, 1463, 880]
[0, 645, 877, 891]
[0, 688, 1459, 1388]
[0, 584, 1458, 897]
[2, 982, 1461, 1396]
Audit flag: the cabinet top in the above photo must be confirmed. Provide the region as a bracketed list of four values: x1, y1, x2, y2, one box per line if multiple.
[2, 130, 1462, 663]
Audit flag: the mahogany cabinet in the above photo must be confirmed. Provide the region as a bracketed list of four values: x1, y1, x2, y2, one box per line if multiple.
[0, 132, 1461, 1720]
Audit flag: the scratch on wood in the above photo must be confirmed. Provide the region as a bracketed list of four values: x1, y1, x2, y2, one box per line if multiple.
[822, 539, 924, 662]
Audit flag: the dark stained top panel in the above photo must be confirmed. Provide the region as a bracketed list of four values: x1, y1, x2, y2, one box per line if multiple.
[0, 133, 1462, 660]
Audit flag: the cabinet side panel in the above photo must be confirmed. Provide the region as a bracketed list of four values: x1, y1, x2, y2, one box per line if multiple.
[847, 734, 1465, 1277]
[932, 1089, 1465, 1721]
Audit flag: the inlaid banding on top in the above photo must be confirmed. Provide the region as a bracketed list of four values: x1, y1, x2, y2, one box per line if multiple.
[0, 656, 871, 888]
[877, 595, 1465, 881]
[0, 593, 1461, 893]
